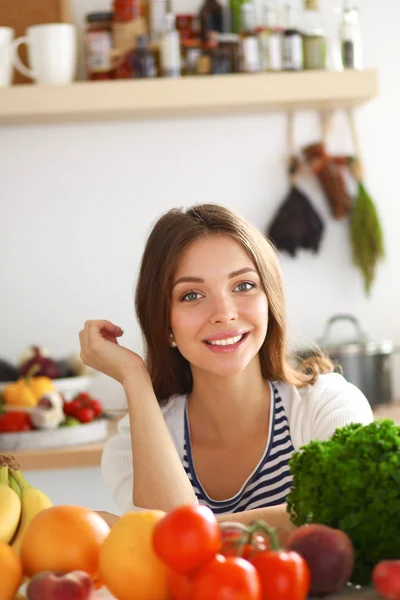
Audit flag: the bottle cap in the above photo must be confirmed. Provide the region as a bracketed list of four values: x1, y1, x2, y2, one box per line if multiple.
[86, 12, 113, 22]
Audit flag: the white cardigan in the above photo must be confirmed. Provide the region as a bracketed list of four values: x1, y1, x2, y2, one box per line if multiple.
[101, 373, 373, 514]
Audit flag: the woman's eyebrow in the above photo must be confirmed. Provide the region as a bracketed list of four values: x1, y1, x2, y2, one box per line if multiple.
[172, 267, 258, 289]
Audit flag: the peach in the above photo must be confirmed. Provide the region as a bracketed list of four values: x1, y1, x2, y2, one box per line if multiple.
[26, 570, 93, 600]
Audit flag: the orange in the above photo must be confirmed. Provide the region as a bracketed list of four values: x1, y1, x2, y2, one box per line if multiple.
[20, 505, 110, 580]
[99, 510, 170, 600]
[0, 542, 23, 600]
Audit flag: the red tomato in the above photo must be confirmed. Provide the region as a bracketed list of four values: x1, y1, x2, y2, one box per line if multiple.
[250, 550, 310, 600]
[62, 401, 75, 416]
[192, 555, 261, 600]
[68, 398, 82, 416]
[90, 399, 103, 417]
[168, 570, 194, 600]
[75, 406, 95, 423]
[153, 504, 221, 575]
[373, 561, 400, 600]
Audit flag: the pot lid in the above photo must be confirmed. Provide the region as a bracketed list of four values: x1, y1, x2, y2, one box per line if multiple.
[316, 314, 394, 356]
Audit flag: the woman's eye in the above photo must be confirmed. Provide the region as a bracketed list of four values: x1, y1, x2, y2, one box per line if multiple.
[235, 281, 256, 292]
[180, 291, 202, 302]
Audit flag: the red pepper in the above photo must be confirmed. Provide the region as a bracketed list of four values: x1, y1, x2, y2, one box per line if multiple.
[249, 523, 310, 600]
[0, 411, 33, 433]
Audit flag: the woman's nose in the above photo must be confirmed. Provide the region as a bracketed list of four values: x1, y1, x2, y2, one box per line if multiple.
[208, 295, 238, 324]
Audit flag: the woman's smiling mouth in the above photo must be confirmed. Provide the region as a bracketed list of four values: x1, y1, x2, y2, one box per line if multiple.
[203, 331, 250, 352]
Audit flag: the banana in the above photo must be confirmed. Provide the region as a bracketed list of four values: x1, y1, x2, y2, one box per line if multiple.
[0, 465, 21, 543]
[9, 465, 52, 556]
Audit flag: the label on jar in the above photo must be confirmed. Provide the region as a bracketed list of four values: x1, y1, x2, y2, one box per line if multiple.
[241, 36, 260, 73]
[282, 33, 303, 70]
[85, 31, 112, 72]
[259, 31, 282, 71]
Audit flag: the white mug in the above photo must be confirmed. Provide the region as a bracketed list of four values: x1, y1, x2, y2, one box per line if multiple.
[0, 27, 15, 87]
[11, 23, 77, 85]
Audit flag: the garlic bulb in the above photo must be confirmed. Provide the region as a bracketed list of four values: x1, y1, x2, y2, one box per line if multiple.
[30, 392, 65, 430]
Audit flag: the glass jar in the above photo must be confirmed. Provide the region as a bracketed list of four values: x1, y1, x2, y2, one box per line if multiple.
[216, 33, 240, 73]
[181, 38, 202, 75]
[84, 12, 114, 80]
[197, 39, 218, 75]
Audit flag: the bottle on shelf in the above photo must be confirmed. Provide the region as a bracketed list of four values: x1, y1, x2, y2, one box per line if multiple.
[131, 34, 157, 77]
[257, 1, 282, 72]
[302, 0, 326, 70]
[239, 2, 260, 73]
[199, 0, 224, 42]
[281, 1, 303, 71]
[148, 0, 167, 44]
[340, 0, 362, 69]
[160, 12, 181, 77]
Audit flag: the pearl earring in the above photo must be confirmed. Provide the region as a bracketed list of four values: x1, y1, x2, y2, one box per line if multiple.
[169, 333, 177, 348]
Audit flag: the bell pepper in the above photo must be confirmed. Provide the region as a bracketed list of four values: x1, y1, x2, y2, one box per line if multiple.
[0, 411, 33, 433]
[2, 365, 55, 408]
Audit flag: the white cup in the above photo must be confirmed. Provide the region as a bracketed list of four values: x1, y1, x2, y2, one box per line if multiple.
[0, 27, 15, 87]
[11, 23, 77, 85]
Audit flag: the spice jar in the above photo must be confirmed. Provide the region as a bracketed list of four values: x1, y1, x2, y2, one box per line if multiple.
[181, 38, 202, 75]
[197, 39, 218, 75]
[215, 33, 240, 73]
[84, 12, 113, 80]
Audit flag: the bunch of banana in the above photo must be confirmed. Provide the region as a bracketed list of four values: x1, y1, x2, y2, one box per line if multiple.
[0, 455, 52, 555]
[0, 463, 21, 543]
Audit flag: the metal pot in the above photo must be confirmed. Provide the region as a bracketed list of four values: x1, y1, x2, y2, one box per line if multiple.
[300, 314, 396, 407]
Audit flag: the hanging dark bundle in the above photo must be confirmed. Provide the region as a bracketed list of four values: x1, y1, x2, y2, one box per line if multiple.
[267, 158, 325, 257]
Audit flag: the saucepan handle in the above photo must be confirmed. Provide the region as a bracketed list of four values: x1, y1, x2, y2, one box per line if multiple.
[318, 314, 368, 347]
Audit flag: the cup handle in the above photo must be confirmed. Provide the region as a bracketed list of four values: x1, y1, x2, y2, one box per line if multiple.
[11, 36, 36, 80]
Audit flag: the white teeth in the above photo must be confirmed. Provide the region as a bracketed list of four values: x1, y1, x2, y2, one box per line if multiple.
[208, 334, 244, 346]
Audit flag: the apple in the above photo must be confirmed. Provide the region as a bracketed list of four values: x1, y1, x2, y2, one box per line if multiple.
[26, 570, 93, 600]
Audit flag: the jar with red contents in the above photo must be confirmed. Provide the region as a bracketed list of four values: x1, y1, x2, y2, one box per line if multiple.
[84, 12, 114, 80]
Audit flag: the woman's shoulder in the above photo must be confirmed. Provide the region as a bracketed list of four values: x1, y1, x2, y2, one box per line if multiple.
[275, 372, 371, 408]
[274, 373, 374, 446]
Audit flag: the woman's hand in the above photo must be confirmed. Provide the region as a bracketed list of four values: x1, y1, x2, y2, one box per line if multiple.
[79, 320, 146, 385]
[96, 511, 120, 528]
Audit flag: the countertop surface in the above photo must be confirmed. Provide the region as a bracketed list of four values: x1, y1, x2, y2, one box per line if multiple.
[92, 585, 379, 600]
[6, 402, 400, 472]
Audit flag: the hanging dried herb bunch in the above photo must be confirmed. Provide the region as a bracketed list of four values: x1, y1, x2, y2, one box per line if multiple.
[348, 157, 385, 295]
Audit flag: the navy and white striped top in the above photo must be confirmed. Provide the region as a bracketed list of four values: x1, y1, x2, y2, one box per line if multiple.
[182, 384, 295, 515]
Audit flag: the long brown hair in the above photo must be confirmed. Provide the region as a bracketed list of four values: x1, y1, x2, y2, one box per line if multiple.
[135, 204, 332, 404]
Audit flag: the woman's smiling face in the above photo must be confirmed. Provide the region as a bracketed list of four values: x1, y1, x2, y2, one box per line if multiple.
[170, 234, 269, 378]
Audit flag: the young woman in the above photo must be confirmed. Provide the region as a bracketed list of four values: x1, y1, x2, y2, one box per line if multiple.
[79, 204, 373, 536]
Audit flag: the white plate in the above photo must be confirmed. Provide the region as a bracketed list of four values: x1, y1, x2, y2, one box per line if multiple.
[0, 419, 108, 451]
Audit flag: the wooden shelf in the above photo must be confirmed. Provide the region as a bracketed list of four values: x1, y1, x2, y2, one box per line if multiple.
[0, 69, 378, 125]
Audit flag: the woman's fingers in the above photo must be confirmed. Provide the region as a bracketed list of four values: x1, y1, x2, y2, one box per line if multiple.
[79, 320, 124, 362]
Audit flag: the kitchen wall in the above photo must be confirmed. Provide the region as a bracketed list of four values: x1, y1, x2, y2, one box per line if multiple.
[1, 0, 399, 511]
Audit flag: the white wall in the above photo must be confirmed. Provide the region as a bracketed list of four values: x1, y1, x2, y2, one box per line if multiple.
[1, 0, 399, 509]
